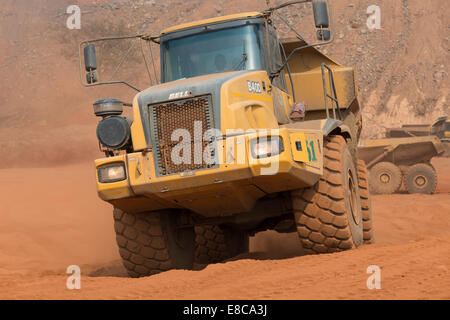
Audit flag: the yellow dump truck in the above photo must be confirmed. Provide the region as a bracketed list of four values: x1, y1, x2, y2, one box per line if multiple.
[358, 136, 445, 194]
[79, 0, 374, 277]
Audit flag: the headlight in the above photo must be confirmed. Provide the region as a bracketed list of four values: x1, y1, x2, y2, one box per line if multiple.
[98, 163, 127, 183]
[96, 116, 131, 149]
[250, 136, 284, 159]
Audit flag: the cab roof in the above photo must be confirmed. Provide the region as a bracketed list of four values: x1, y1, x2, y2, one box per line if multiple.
[161, 12, 262, 35]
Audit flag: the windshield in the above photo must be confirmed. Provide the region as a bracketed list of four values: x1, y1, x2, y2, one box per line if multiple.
[162, 24, 264, 82]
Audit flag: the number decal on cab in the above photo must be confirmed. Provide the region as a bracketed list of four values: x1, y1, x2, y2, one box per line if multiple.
[247, 81, 262, 94]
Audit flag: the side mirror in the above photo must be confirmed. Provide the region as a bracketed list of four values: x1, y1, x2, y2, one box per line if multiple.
[84, 44, 97, 72]
[312, 1, 331, 41]
[86, 71, 98, 84]
[84, 44, 98, 84]
[317, 29, 331, 41]
[313, 2, 329, 28]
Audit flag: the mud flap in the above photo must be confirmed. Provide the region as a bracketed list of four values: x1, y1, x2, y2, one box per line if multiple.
[160, 212, 195, 270]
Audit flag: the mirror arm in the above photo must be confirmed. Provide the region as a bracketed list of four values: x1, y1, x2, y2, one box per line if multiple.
[271, 35, 334, 77]
[78, 34, 158, 92]
[140, 39, 154, 87]
[274, 12, 306, 42]
[86, 81, 141, 92]
[271, 0, 335, 76]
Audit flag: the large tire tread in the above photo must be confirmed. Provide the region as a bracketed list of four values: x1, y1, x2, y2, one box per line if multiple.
[195, 226, 230, 264]
[292, 136, 360, 254]
[194, 225, 249, 265]
[114, 209, 173, 278]
[357, 160, 376, 244]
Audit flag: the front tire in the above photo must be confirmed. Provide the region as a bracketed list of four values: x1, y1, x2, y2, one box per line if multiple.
[292, 135, 364, 254]
[114, 209, 195, 278]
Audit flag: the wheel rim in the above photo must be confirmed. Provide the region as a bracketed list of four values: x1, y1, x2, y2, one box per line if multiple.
[348, 170, 361, 225]
[379, 172, 391, 184]
[414, 174, 428, 188]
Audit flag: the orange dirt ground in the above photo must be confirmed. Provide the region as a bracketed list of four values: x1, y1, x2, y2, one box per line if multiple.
[0, 0, 448, 301]
[0, 158, 448, 300]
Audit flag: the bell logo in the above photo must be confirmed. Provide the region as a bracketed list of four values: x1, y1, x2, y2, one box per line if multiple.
[366, 265, 381, 290]
[169, 91, 191, 100]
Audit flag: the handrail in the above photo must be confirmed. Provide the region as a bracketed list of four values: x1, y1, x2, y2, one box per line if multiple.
[321, 63, 342, 120]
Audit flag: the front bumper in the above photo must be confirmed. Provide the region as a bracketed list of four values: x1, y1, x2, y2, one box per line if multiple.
[95, 128, 323, 216]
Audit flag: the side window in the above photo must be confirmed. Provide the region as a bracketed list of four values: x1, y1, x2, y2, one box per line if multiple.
[268, 26, 287, 92]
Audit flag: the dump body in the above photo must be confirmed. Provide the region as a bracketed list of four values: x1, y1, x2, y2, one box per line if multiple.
[358, 136, 445, 169]
[386, 117, 448, 141]
[281, 38, 362, 153]
[281, 38, 358, 114]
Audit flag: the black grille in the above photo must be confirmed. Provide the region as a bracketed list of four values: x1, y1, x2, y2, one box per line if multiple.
[149, 95, 216, 176]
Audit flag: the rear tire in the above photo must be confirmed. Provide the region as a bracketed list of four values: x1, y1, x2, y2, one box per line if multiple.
[114, 209, 195, 278]
[369, 162, 402, 194]
[357, 160, 376, 244]
[292, 135, 364, 254]
[404, 163, 437, 194]
[195, 225, 249, 264]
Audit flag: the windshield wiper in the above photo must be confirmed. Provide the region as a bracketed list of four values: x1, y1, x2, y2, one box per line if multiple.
[232, 40, 248, 71]
[233, 53, 248, 71]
